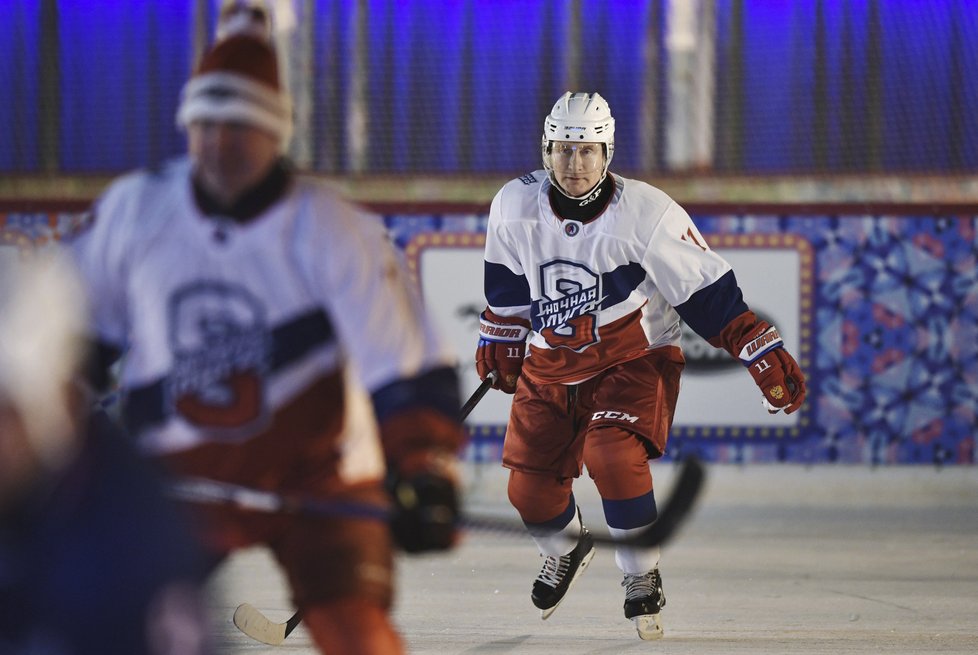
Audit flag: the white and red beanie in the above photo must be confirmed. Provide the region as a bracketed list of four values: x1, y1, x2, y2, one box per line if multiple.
[176, 32, 292, 149]
[217, 0, 273, 41]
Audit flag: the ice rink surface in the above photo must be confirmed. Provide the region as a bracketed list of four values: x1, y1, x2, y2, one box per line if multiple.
[209, 463, 978, 654]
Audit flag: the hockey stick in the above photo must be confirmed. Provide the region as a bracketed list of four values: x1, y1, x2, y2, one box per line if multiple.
[232, 603, 302, 646]
[226, 374, 496, 645]
[174, 455, 704, 545]
[459, 372, 494, 421]
[222, 456, 705, 645]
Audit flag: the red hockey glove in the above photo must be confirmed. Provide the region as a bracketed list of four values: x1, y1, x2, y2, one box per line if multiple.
[475, 309, 530, 394]
[711, 312, 807, 415]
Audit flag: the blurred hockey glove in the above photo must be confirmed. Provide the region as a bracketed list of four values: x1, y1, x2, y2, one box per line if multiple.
[386, 451, 460, 553]
[475, 309, 530, 394]
[710, 312, 807, 414]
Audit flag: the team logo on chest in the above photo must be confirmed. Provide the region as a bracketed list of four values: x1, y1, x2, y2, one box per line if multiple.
[532, 260, 602, 352]
[166, 281, 269, 432]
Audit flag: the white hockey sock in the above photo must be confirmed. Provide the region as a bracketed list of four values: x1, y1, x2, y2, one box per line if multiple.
[530, 507, 584, 557]
[609, 525, 660, 575]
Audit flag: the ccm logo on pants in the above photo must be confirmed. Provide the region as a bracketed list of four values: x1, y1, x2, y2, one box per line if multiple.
[591, 411, 640, 423]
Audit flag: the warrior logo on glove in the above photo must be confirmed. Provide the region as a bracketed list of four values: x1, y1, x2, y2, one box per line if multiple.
[710, 313, 807, 415]
[476, 308, 531, 394]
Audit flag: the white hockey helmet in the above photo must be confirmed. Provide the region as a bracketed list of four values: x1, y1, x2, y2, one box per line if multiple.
[542, 92, 615, 197]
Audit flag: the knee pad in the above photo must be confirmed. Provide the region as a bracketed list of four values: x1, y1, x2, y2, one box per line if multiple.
[507, 469, 573, 523]
[583, 426, 652, 500]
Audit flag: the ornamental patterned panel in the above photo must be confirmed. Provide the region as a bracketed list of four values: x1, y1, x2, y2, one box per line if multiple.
[1, 208, 975, 465]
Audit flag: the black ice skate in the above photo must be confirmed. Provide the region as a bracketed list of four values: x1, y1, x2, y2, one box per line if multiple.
[530, 524, 595, 619]
[622, 568, 666, 640]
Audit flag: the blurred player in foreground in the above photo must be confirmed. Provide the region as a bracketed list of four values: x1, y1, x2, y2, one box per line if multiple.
[0, 253, 209, 654]
[476, 92, 807, 639]
[66, 11, 466, 655]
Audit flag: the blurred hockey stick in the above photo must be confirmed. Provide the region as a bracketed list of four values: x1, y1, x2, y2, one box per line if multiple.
[203, 372, 705, 645]
[171, 455, 705, 545]
[170, 375, 703, 546]
[192, 455, 704, 645]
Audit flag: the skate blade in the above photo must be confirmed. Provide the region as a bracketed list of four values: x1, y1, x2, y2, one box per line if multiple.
[633, 613, 663, 640]
[539, 548, 596, 620]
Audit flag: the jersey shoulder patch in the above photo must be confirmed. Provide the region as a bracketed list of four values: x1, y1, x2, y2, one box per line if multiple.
[518, 172, 539, 185]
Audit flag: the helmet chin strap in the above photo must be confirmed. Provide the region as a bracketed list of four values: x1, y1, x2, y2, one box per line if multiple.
[551, 172, 608, 204]
[544, 140, 612, 204]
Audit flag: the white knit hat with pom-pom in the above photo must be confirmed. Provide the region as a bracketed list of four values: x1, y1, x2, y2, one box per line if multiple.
[176, 0, 291, 149]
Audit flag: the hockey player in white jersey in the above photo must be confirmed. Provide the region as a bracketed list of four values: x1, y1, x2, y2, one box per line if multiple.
[476, 92, 807, 640]
[67, 24, 465, 655]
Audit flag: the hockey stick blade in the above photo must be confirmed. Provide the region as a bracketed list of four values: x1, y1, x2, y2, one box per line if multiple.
[232, 603, 302, 645]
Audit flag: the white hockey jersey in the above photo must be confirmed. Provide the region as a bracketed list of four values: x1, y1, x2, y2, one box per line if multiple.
[484, 171, 733, 385]
[68, 157, 455, 464]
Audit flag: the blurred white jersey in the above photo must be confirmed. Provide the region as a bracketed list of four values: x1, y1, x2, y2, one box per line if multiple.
[68, 157, 454, 460]
[484, 170, 732, 384]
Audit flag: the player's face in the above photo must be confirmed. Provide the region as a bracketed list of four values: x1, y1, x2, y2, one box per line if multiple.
[188, 120, 280, 206]
[549, 141, 605, 196]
